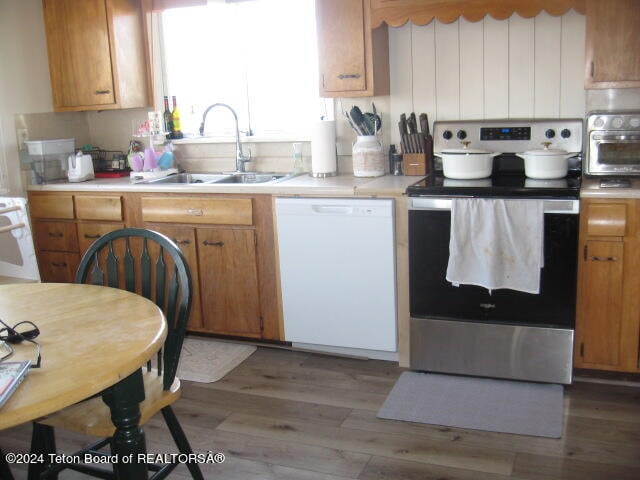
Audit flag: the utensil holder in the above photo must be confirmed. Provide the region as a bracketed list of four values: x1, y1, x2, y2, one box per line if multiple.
[352, 135, 385, 177]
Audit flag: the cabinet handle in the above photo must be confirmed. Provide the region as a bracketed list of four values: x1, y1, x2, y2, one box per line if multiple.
[589, 256, 617, 262]
[203, 240, 224, 247]
[95, 89, 111, 95]
[84, 233, 101, 239]
[48, 232, 63, 238]
[337, 73, 361, 80]
[187, 208, 204, 216]
[590, 61, 594, 78]
[51, 262, 67, 267]
[173, 239, 191, 245]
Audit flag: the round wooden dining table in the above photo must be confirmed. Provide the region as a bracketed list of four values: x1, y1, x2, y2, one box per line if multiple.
[0, 282, 167, 479]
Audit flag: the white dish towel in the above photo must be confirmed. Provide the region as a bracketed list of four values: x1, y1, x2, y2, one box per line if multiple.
[446, 198, 544, 294]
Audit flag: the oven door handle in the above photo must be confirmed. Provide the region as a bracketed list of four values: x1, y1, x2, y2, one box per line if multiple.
[409, 198, 579, 214]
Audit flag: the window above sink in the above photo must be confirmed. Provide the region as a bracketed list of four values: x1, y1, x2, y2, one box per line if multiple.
[160, 0, 323, 140]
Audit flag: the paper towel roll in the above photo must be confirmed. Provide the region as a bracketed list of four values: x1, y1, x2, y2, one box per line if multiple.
[311, 120, 337, 177]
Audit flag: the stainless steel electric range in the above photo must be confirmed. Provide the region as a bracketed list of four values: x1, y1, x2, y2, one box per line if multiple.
[407, 118, 583, 384]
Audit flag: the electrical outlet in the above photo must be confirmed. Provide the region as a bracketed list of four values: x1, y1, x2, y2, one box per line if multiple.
[17, 128, 28, 151]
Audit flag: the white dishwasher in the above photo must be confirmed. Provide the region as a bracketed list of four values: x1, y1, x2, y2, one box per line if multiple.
[275, 197, 396, 358]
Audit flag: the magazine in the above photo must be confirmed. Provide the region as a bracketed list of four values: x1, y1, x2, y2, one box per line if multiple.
[0, 359, 31, 408]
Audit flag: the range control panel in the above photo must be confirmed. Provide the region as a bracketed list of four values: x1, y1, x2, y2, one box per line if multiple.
[480, 127, 531, 141]
[434, 119, 583, 154]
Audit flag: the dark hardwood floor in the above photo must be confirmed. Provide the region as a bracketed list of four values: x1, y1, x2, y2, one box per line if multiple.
[2, 347, 640, 479]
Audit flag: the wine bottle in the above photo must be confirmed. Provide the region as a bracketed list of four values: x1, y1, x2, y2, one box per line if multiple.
[163, 96, 173, 139]
[171, 95, 183, 139]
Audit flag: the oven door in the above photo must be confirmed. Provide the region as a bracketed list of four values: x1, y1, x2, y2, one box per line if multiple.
[408, 197, 579, 383]
[588, 131, 640, 175]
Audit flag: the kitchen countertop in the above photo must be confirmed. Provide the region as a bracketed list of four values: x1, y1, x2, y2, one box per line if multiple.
[27, 173, 422, 197]
[581, 177, 640, 199]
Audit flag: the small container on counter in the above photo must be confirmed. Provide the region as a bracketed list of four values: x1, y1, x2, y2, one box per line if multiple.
[392, 152, 403, 175]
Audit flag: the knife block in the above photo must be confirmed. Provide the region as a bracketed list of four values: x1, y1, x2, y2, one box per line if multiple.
[403, 152, 432, 176]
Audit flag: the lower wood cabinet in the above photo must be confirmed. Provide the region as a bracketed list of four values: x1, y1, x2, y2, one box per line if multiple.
[144, 224, 203, 332]
[77, 222, 125, 255]
[29, 190, 282, 341]
[141, 194, 280, 341]
[28, 190, 286, 341]
[37, 251, 80, 283]
[197, 227, 262, 338]
[575, 198, 640, 372]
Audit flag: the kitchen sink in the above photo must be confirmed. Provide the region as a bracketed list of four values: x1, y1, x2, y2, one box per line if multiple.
[142, 172, 295, 186]
[212, 173, 290, 184]
[144, 173, 230, 184]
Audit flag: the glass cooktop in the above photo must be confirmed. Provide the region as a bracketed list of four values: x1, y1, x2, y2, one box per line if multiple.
[407, 171, 581, 198]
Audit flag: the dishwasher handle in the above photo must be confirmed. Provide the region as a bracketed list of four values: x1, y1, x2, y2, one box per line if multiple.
[311, 205, 354, 215]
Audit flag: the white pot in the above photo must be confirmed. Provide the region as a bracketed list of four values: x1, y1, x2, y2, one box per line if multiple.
[517, 146, 576, 179]
[438, 147, 500, 179]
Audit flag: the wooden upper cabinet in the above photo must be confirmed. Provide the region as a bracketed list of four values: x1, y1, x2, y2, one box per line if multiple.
[585, 0, 640, 88]
[42, 0, 152, 111]
[316, 0, 389, 97]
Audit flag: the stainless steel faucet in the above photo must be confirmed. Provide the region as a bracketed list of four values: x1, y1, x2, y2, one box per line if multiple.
[198, 103, 251, 172]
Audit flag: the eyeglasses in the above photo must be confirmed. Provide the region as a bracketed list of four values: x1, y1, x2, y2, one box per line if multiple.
[0, 318, 41, 368]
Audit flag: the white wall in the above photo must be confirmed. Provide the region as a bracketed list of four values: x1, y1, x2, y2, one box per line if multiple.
[388, 10, 586, 147]
[0, 0, 54, 194]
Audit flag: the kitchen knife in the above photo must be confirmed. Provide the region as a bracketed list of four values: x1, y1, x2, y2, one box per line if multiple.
[419, 113, 429, 135]
[399, 114, 409, 153]
[408, 113, 421, 153]
[408, 113, 418, 134]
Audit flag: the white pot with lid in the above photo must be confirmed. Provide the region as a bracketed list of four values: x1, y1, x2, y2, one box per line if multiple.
[517, 142, 577, 179]
[437, 141, 500, 179]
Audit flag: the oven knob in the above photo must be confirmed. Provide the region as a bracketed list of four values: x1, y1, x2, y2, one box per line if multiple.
[443, 130, 453, 140]
[457, 130, 467, 140]
[593, 117, 605, 128]
[560, 129, 571, 138]
[612, 117, 624, 129]
[545, 129, 556, 139]
[630, 117, 640, 128]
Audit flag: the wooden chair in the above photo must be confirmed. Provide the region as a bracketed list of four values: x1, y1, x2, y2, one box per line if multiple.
[30, 228, 204, 480]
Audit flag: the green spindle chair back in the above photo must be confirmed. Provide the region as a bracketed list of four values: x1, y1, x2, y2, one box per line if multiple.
[75, 228, 192, 391]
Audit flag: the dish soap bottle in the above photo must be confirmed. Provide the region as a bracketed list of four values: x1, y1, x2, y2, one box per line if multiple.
[292, 142, 303, 174]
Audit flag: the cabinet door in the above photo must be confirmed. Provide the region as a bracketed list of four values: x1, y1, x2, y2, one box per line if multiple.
[43, 0, 116, 108]
[317, 0, 367, 93]
[77, 222, 125, 256]
[38, 251, 80, 283]
[576, 240, 624, 367]
[147, 225, 203, 331]
[34, 221, 79, 253]
[197, 228, 262, 338]
[585, 0, 640, 88]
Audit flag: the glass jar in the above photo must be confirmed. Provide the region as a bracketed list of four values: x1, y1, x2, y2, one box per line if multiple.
[352, 135, 385, 177]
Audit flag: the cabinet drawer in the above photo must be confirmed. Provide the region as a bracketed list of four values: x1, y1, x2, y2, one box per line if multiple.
[75, 195, 123, 221]
[586, 204, 627, 236]
[29, 195, 74, 219]
[141, 197, 253, 225]
[77, 222, 125, 254]
[37, 251, 80, 283]
[34, 221, 79, 252]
